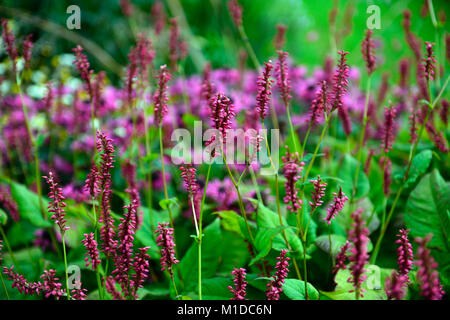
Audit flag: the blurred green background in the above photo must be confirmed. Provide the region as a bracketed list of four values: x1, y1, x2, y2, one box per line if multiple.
[0, 0, 449, 84]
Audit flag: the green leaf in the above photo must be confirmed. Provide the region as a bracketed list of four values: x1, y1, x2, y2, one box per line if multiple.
[202, 277, 233, 300]
[159, 197, 179, 210]
[253, 200, 303, 256]
[315, 234, 347, 257]
[0, 208, 7, 225]
[321, 266, 387, 300]
[9, 182, 51, 228]
[214, 210, 244, 237]
[250, 226, 287, 265]
[405, 170, 450, 251]
[283, 279, 319, 300]
[395, 150, 432, 187]
[340, 154, 370, 200]
[180, 219, 223, 291]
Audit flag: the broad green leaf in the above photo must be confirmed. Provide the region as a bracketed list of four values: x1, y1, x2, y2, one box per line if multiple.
[202, 277, 233, 300]
[283, 279, 319, 300]
[9, 182, 51, 228]
[250, 226, 288, 265]
[159, 197, 179, 210]
[321, 265, 387, 300]
[135, 207, 168, 258]
[395, 150, 432, 187]
[218, 231, 250, 273]
[253, 200, 303, 256]
[180, 218, 223, 291]
[405, 170, 450, 251]
[214, 210, 244, 237]
[340, 154, 370, 200]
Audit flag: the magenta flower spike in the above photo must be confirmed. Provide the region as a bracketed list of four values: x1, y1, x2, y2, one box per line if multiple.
[227, 0, 243, 27]
[131, 247, 151, 299]
[22, 34, 33, 69]
[72, 45, 94, 99]
[347, 209, 369, 298]
[385, 271, 408, 300]
[361, 29, 376, 75]
[422, 41, 436, 81]
[396, 229, 414, 281]
[155, 222, 179, 277]
[309, 80, 329, 126]
[266, 249, 290, 300]
[324, 186, 348, 225]
[255, 61, 274, 122]
[333, 240, 350, 274]
[415, 235, 445, 300]
[153, 65, 171, 126]
[276, 50, 292, 106]
[330, 51, 351, 135]
[309, 175, 327, 210]
[1, 19, 18, 72]
[81, 233, 101, 270]
[228, 268, 248, 300]
[380, 102, 397, 153]
[43, 171, 69, 233]
[282, 149, 304, 214]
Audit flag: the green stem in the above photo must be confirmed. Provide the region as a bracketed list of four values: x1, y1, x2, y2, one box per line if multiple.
[285, 101, 299, 155]
[159, 125, 175, 230]
[0, 225, 20, 272]
[0, 272, 9, 300]
[61, 233, 71, 300]
[170, 275, 180, 300]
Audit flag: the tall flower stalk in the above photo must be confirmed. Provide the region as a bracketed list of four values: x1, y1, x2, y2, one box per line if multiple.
[43, 172, 70, 299]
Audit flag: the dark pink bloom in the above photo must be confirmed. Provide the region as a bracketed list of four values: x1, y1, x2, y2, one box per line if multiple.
[227, 0, 243, 27]
[379, 156, 392, 196]
[361, 30, 376, 75]
[112, 200, 138, 298]
[22, 34, 33, 68]
[255, 61, 274, 121]
[415, 235, 445, 300]
[40, 269, 65, 300]
[347, 208, 369, 298]
[408, 104, 418, 144]
[1, 19, 18, 71]
[422, 42, 436, 81]
[402, 10, 421, 61]
[180, 165, 199, 196]
[81, 233, 101, 270]
[131, 247, 151, 299]
[201, 62, 215, 106]
[425, 122, 449, 153]
[105, 276, 124, 300]
[276, 50, 292, 106]
[153, 65, 171, 125]
[96, 131, 117, 257]
[155, 222, 179, 277]
[273, 24, 288, 50]
[380, 103, 397, 153]
[151, 1, 166, 36]
[324, 186, 348, 224]
[43, 82, 54, 110]
[385, 271, 408, 300]
[333, 240, 350, 274]
[169, 18, 181, 71]
[84, 165, 100, 198]
[0, 186, 19, 221]
[122, 161, 142, 227]
[309, 175, 327, 210]
[266, 249, 290, 300]
[309, 80, 328, 126]
[43, 171, 69, 233]
[282, 149, 304, 214]
[331, 51, 351, 135]
[228, 268, 248, 300]
[207, 93, 236, 154]
[135, 33, 154, 77]
[398, 58, 410, 89]
[120, 0, 133, 17]
[71, 283, 88, 300]
[72, 45, 94, 99]
[395, 229, 414, 281]
[3, 266, 42, 296]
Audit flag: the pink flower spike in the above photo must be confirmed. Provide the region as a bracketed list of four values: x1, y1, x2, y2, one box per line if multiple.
[81, 233, 101, 270]
[282, 149, 304, 214]
[255, 61, 274, 121]
[266, 249, 290, 300]
[361, 30, 376, 75]
[422, 41, 436, 81]
[309, 175, 327, 210]
[153, 65, 171, 126]
[228, 268, 248, 300]
[385, 271, 408, 300]
[227, 0, 243, 27]
[276, 50, 292, 106]
[324, 186, 348, 224]
[155, 222, 179, 277]
[43, 171, 69, 233]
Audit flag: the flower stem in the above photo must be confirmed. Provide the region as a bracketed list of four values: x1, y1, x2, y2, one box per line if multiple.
[0, 272, 9, 300]
[61, 233, 71, 300]
[159, 125, 175, 230]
